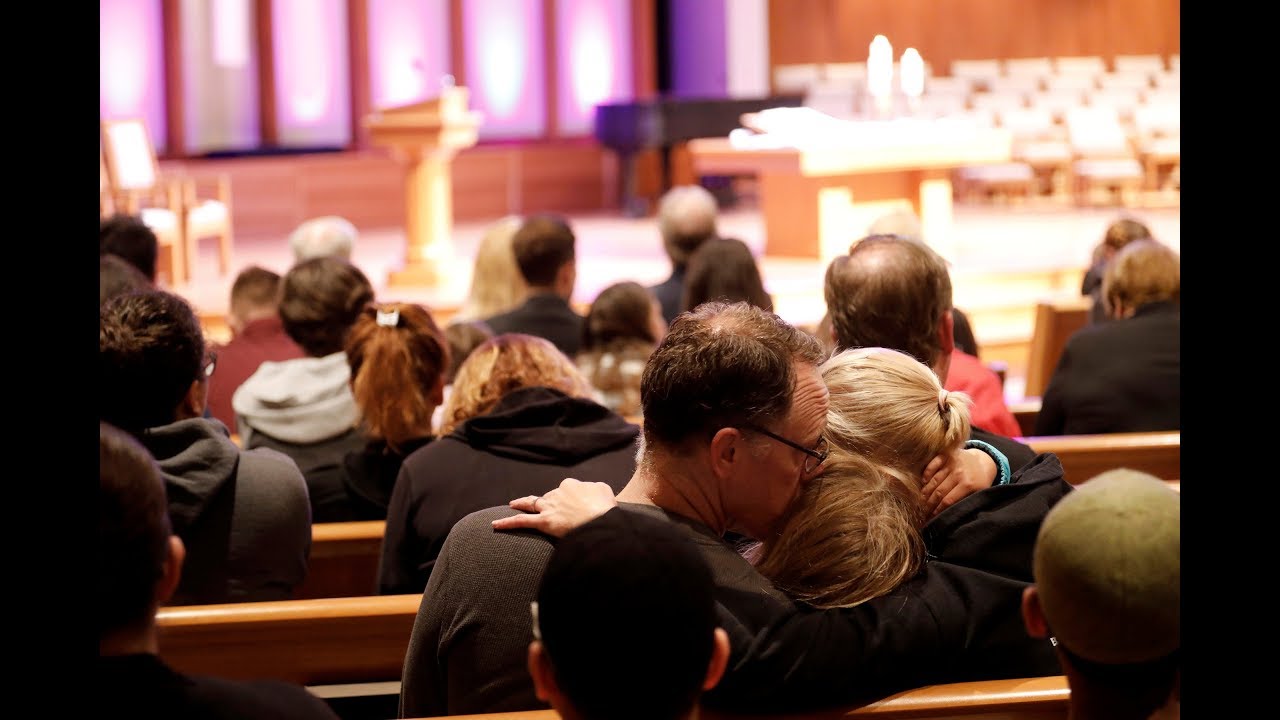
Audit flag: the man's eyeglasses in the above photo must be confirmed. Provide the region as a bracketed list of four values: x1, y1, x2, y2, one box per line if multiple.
[203, 351, 217, 379]
[742, 424, 828, 474]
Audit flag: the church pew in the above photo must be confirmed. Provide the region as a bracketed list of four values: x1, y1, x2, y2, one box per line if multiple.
[294, 520, 386, 600]
[155, 589, 1069, 718]
[156, 594, 421, 686]
[415, 676, 1071, 719]
[1024, 431, 1179, 485]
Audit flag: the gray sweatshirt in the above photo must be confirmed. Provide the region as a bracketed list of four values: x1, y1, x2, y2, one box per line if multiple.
[139, 417, 312, 605]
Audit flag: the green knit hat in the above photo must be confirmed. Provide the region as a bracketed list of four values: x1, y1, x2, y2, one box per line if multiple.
[1033, 469, 1180, 665]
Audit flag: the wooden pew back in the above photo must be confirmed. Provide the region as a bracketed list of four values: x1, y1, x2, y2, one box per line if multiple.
[156, 586, 1069, 717]
[1025, 431, 1179, 485]
[412, 676, 1072, 719]
[294, 520, 386, 600]
[156, 594, 420, 686]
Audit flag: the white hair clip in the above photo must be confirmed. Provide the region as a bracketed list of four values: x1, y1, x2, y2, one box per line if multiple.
[375, 308, 400, 327]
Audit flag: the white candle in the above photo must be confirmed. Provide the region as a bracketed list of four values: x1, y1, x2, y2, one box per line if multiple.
[901, 48, 924, 98]
[867, 35, 894, 100]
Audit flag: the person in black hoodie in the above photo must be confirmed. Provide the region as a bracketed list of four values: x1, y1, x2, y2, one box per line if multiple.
[377, 333, 638, 595]
[337, 302, 449, 521]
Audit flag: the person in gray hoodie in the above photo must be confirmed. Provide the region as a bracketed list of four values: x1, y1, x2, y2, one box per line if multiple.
[100, 290, 312, 605]
[232, 256, 376, 522]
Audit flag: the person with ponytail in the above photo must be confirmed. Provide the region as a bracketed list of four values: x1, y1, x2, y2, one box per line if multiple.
[339, 302, 451, 521]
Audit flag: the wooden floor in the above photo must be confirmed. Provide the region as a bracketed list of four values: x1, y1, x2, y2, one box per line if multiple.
[170, 195, 1180, 403]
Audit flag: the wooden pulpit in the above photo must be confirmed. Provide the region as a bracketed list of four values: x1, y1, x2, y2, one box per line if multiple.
[365, 86, 482, 287]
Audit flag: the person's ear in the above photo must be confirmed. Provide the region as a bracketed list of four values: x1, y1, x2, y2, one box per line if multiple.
[156, 536, 186, 607]
[939, 309, 956, 356]
[702, 627, 731, 691]
[527, 641, 562, 706]
[1022, 586, 1049, 639]
[708, 428, 743, 481]
[429, 373, 446, 407]
[176, 379, 207, 420]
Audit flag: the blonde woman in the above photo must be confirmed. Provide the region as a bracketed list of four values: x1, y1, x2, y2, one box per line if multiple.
[378, 333, 640, 595]
[454, 215, 527, 323]
[746, 347, 973, 607]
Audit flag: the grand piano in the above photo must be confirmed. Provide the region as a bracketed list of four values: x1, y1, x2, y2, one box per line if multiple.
[593, 94, 804, 215]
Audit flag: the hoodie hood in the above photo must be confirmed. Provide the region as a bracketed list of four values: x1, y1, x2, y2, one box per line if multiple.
[451, 386, 639, 463]
[137, 417, 240, 534]
[231, 352, 358, 443]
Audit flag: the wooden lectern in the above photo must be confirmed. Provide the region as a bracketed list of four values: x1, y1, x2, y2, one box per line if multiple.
[365, 86, 482, 287]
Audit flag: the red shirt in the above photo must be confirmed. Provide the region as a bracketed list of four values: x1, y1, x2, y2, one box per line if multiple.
[945, 350, 1022, 438]
[206, 315, 306, 431]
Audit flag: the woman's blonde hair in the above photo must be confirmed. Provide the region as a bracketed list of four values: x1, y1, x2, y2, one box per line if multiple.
[439, 333, 597, 435]
[748, 346, 973, 608]
[455, 216, 527, 322]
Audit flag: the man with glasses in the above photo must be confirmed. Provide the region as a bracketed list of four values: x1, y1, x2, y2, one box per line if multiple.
[100, 290, 312, 605]
[399, 301, 1059, 717]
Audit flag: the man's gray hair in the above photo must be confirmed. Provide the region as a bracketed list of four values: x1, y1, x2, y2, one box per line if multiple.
[289, 216, 358, 262]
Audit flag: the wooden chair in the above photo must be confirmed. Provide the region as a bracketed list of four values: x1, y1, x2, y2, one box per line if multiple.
[949, 58, 1002, 92]
[100, 138, 187, 286]
[1052, 56, 1106, 77]
[1025, 431, 1179, 485]
[1112, 54, 1167, 75]
[100, 118, 234, 284]
[1064, 106, 1144, 206]
[1023, 296, 1091, 399]
[1132, 101, 1180, 192]
[1002, 57, 1054, 79]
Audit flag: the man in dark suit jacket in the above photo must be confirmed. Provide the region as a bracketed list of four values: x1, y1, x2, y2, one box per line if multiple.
[484, 214, 585, 357]
[648, 185, 719, 325]
[1036, 239, 1179, 435]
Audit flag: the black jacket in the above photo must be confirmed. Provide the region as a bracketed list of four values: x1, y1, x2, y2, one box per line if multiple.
[1034, 301, 1179, 436]
[483, 293, 585, 358]
[378, 387, 638, 594]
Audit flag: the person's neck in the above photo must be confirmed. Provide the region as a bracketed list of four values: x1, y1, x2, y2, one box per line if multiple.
[527, 285, 564, 301]
[617, 454, 729, 536]
[100, 624, 160, 657]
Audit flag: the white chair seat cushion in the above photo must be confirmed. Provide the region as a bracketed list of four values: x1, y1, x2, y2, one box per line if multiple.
[139, 207, 178, 231]
[1142, 137, 1180, 156]
[1017, 141, 1072, 163]
[1073, 158, 1143, 179]
[187, 201, 228, 231]
[957, 163, 1035, 182]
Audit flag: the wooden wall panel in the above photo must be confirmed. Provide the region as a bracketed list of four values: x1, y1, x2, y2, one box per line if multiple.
[770, 0, 1180, 75]
[163, 142, 616, 239]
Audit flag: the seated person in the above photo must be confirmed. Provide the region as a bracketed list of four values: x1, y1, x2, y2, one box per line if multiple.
[1023, 469, 1180, 720]
[378, 333, 638, 596]
[97, 421, 338, 719]
[101, 291, 311, 604]
[1035, 239, 1179, 435]
[206, 266, 305, 431]
[681, 236, 773, 314]
[529, 509, 729, 720]
[649, 185, 719, 324]
[340, 303, 449, 520]
[101, 213, 159, 284]
[100, 253, 151, 306]
[453, 215, 526, 324]
[484, 214, 584, 357]
[1081, 216, 1152, 325]
[232, 256, 375, 522]
[288, 215, 358, 262]
[576, 281, 666, 417]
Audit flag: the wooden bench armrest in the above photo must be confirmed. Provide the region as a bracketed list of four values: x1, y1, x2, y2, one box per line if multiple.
[1024, 431, 1180, 484]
